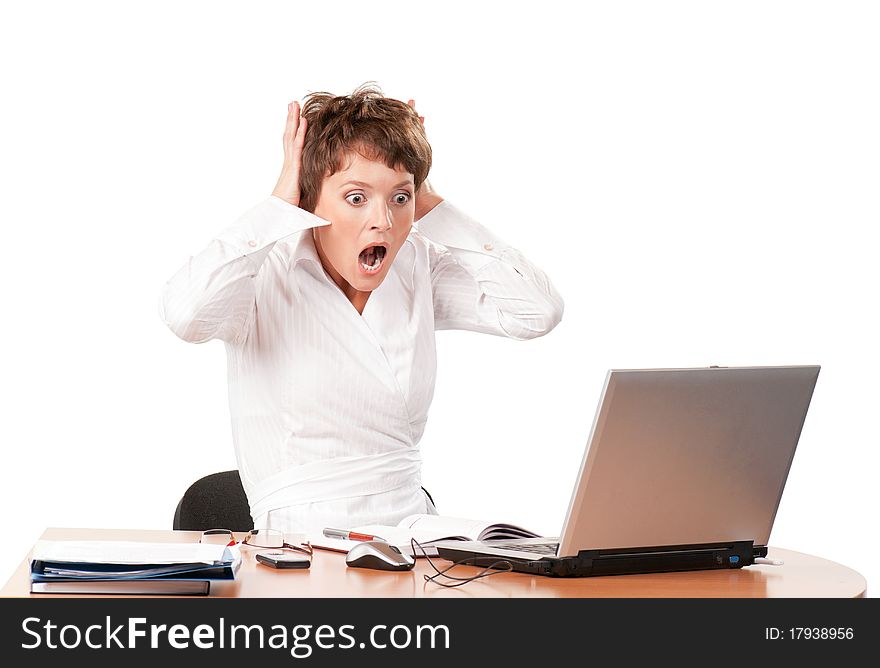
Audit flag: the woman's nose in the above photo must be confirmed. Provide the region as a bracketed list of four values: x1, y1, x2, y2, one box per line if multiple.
[370, 204, 393, 231]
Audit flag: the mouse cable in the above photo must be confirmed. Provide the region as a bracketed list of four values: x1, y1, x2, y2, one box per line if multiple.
[410, 538, 514, 588]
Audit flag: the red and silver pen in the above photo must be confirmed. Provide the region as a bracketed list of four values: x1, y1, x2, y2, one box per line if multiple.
[322, 527, 383, 542]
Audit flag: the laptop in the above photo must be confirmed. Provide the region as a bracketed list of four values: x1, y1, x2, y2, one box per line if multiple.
[436, 365, 820, 577]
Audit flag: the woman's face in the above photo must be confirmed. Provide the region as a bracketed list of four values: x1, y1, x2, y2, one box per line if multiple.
[312, 151, 415, 306]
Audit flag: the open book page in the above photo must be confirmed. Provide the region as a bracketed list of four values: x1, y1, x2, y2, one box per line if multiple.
[309, 514, 539, 557]
[394, 514, 540, 541]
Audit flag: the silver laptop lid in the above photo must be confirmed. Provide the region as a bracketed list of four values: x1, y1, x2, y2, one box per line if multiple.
[556, 366, 820, 557]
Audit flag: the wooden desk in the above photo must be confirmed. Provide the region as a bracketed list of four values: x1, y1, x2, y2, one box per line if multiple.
[1, 527, 867, 598]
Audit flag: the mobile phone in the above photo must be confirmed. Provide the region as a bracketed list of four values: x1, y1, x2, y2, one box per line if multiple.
[255, 551, 311, 569]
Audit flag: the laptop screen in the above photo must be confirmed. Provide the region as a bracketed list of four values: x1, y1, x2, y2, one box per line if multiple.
[556, 366, 819, 557]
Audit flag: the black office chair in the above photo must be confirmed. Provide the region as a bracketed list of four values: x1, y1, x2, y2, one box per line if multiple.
[172, 470, 255, 532]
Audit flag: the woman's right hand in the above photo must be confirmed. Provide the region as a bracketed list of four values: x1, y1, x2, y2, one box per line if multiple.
[271, 101, 307, 207]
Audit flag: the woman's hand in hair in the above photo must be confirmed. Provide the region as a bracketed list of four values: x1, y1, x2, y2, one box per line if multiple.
[408, 99, 444, 221]
[414, 176, 443, 221]
[406, 99, 425, 126]
[271, 100, 308, 207]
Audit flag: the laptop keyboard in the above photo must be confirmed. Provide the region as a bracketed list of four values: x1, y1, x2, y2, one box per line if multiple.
[493, 541, 558, 555]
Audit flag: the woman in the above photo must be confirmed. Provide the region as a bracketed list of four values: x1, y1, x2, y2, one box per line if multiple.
[160, 83, 563, 537]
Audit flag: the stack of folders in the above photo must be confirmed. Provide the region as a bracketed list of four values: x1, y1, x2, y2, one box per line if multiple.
[30, 540, 241, 595]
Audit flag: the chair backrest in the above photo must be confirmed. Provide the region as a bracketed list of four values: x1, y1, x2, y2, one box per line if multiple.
[173, 470, 255, 532]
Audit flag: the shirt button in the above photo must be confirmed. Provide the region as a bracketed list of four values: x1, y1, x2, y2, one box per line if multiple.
[248, 240, 257, 248]
[483, 243, 494, 251]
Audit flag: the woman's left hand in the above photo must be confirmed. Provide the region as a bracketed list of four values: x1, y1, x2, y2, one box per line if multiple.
[407, 99, 425, 126]
[407, 99, 443, 220]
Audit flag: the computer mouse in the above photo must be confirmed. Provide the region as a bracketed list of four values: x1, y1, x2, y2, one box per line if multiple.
[345, 540, 415, 572]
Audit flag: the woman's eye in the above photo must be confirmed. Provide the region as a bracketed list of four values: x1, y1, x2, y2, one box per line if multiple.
[346, 192, 410, 206]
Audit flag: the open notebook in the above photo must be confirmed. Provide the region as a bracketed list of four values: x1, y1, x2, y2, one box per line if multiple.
[310, 514, 539, 557]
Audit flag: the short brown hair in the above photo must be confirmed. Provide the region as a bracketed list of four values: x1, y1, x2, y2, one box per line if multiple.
[298, 82, 432, 213]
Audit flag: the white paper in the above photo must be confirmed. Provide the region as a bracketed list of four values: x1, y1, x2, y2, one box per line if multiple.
[32, 540, 231, 565]
[308, 513, 538, 558]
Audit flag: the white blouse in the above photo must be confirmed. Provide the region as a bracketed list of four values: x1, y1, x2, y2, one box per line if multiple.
[159, 196, 563, 536]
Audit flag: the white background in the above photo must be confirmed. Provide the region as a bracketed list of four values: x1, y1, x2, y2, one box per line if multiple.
[1, 1, 877, 596]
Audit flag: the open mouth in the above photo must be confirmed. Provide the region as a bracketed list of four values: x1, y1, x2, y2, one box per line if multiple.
[358, 244, 388, 275]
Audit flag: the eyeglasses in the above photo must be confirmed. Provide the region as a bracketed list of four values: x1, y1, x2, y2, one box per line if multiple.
[200, 528, 237, 547]
[200, 528, 313, 556]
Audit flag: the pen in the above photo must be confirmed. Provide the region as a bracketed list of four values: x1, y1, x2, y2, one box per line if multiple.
[323, 528, 383, 542]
